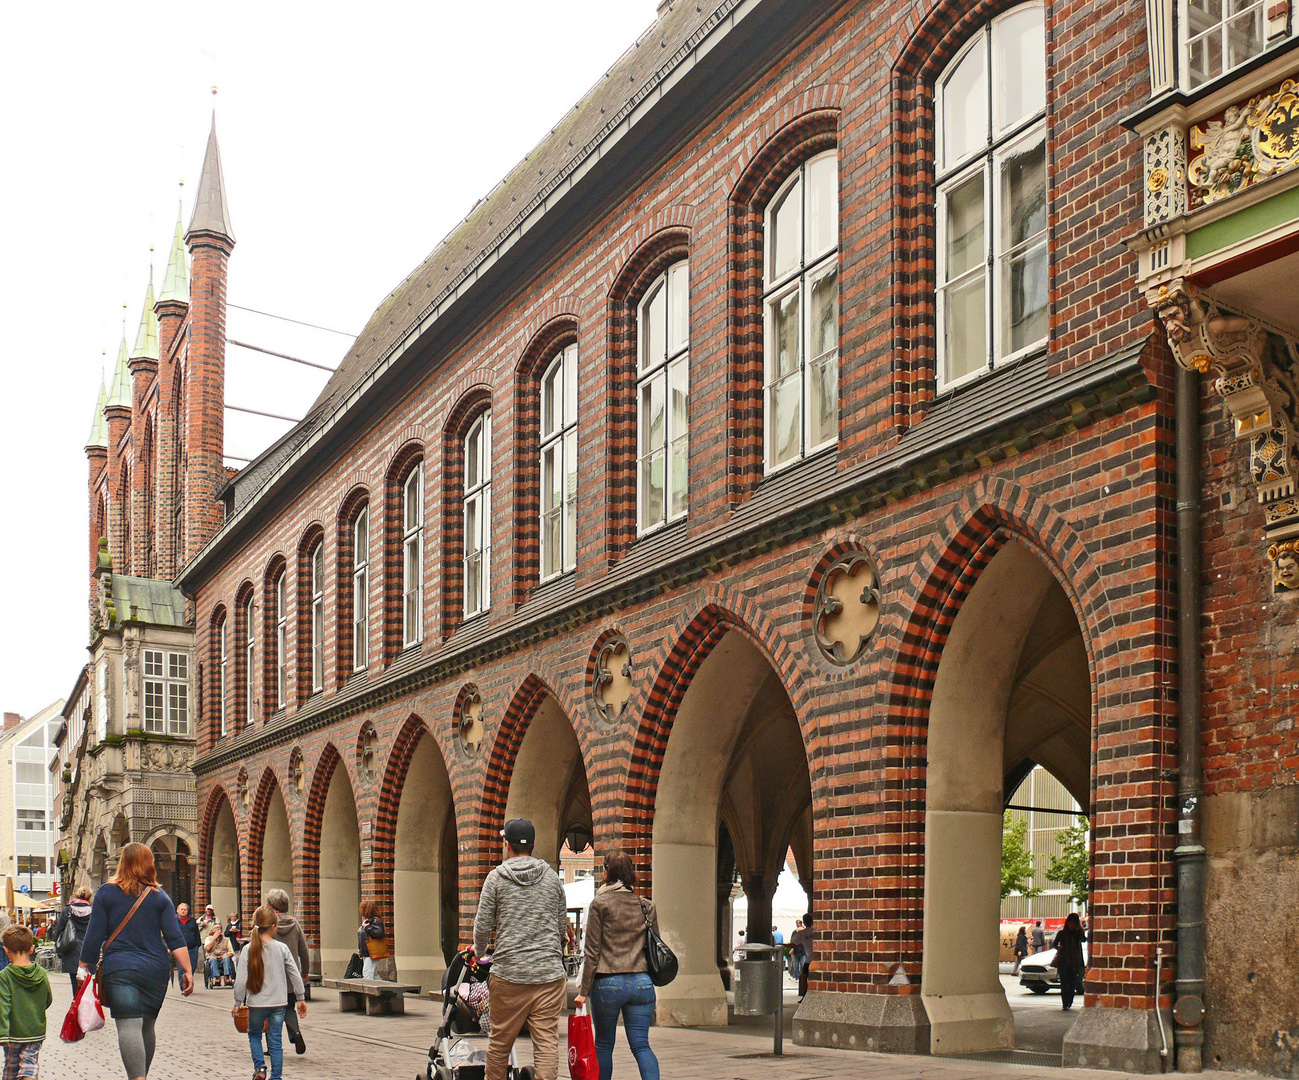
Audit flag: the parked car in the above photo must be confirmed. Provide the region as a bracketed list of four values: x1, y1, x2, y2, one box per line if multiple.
[1018, 944, 1089, 993]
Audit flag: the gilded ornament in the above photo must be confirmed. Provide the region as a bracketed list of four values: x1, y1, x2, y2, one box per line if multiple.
[1148, 166, 1168, 192]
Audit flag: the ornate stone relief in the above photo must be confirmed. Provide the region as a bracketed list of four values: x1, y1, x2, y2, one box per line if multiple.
[358, 723, 378, 781]
[1268, 540, 1299, 591]
[593, 638, 634, 724]
[813, 552, 881, 664]
[1188, 79, 1299, 209]
[290, 747, 305, 796]
[237, 768, 249, 809]
[1145, 123, 1187, 226]
[140, 743, 192, 772]
[458, 686, 485, 757]
[1154, 283, 1299, 546]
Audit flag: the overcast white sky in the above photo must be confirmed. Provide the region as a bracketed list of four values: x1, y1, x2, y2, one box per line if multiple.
[0, 1, 660, 718]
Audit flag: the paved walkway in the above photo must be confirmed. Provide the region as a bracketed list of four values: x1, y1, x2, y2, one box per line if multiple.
[42, 977, 1232, 1080]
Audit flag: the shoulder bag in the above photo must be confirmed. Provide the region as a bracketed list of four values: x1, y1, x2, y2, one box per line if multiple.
[55, 913, 79, 957]
[637, 896, 678, 987]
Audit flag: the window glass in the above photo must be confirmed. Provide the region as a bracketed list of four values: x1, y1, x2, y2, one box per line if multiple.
[768, 177, 802, 283]
[276, 573, 287, 708]
[540, 348, 577, 580]
[311, 545, 324, 692]
[244, 597, 255, 721]
[1000, 138, 1049, 354]
[1186, 0, 1264, 86]
[637, 261, 690, 532]
[641, 282, 666, 371]
[464, 413, 492, 616]
[668, 263, 689, 354]
[942, 42, 988, 169]
[403, 468, 423, 645]
[805, 155, 839, 262]
[994, 5, 1046, 132]
[353, 509, 368, 670]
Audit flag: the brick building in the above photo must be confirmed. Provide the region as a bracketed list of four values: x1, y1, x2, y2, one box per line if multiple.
[69, 0, 1298, 1074]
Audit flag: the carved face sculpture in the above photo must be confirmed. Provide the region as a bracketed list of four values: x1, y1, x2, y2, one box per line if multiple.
[1276, 549, 1299, 590]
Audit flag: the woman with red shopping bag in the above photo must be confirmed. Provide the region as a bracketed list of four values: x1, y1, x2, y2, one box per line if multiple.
[567, 1005, 599, 1080]
[572, 851, 659, 1080]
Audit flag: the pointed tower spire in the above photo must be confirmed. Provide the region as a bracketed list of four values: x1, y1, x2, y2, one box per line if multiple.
[106, 335, 132, 409]
[186, 113, 235, 244]
[130, 276, 159, 361]
[85, 379, 108, 449]
[158, 204, 190, 305]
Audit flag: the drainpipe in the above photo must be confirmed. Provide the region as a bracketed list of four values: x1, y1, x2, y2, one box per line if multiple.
[1174, 364, 1207, 1071]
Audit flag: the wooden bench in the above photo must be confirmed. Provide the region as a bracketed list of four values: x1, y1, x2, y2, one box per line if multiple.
[320, 977, 422, 1016]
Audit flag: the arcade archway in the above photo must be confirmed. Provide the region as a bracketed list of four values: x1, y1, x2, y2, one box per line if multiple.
[921, 539, 1092, 1054]
[210, 797, 241, 921]
[317, 761, 361, 977]
[261, 783, 294, 905]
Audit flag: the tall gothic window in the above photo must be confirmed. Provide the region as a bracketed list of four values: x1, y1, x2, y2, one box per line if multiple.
[540, 345, 578, 579]
[403, 468, 423, 646]
[464, 412, 492, 618]
[638, 260, 689, 531]
[936, 3, 1047, 390]
[310, 543, 324, 693]
[353, 507, 369, 669]
[243, 595, 255, 724]
[764, 151, 839, 472]
[275, 572, 287, 709]
[216, 616, 227, 737]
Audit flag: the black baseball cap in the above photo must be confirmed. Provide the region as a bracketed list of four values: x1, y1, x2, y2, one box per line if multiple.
[502, 819, 536, 848]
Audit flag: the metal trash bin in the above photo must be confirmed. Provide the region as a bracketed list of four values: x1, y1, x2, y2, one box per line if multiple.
[732, 942, 785, 1054]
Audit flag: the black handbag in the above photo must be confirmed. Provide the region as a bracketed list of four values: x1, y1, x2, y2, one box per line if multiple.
[638, 897, 678, 987]
[55, 915, 79, 957]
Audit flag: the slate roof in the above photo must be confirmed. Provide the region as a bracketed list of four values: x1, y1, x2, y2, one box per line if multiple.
[187, 115, 235, 243]
[109, 574, 188, 628]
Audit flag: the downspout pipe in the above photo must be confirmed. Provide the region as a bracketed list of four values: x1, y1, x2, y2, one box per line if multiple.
[1174, 363, 1207, 1071]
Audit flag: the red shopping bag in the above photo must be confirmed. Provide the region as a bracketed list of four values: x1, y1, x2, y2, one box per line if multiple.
[568, 1007, 599, 1080]
[60, 975, 104, 1043]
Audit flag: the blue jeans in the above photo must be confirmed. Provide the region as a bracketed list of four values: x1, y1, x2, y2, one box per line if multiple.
[590, 973, 659, 1080]
[247, 1007, 285, 1079]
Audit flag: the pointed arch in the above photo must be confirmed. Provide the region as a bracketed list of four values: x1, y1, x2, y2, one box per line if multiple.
[246, 767, 289, 908]
[300, 742, 345, 953]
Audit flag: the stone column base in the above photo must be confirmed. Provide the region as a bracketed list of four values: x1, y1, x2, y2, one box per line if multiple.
[793, 991, 931, 1054]
[1063, 1006, 1170, 1073]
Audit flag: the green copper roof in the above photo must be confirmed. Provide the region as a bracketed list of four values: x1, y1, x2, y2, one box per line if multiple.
[107, 574, 188, 628]
[130, 278, 159, 361]
[157, 210, 189, 305]
[85, 379, 108, 448]
[106, 336, 132, 409]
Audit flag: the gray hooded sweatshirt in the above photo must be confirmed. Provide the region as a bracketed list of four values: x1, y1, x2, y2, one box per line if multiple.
[473, 855, 567, 984]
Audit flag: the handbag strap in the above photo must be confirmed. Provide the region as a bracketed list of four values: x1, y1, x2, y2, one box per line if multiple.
[637, 896, 653, 931]
[95, 886, 154, 981]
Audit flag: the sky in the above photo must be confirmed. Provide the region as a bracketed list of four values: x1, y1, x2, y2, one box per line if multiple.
[0, 0, 661, 719]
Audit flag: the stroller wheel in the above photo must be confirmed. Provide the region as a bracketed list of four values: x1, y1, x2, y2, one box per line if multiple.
[434, 1067, 454, 1080]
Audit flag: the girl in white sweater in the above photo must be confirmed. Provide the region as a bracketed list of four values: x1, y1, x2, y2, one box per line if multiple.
[233, 906, 307, 1080]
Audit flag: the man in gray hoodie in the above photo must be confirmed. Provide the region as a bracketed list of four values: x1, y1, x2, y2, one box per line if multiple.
[473, 818, 567, 1080]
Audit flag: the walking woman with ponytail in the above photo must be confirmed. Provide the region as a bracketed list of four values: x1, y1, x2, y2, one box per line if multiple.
[233, 905, 307, 1080]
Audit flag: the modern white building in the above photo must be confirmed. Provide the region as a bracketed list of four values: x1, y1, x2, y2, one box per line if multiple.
[0, 702, 65, 901]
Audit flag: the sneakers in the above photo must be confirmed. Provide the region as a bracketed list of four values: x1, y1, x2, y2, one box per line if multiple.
[293, 1029, 306, 1055]
[253, 1069, 267, 1080]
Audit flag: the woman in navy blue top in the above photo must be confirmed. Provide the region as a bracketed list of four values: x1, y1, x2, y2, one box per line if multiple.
[78, 843, 192, 1080]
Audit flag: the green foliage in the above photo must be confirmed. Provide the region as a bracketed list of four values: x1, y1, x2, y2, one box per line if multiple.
[1001, 811, 1042, 900]
[1046, 816, 1091, 907]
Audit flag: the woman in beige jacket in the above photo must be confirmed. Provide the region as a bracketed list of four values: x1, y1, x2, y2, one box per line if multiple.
[572, 850, 659, 1080]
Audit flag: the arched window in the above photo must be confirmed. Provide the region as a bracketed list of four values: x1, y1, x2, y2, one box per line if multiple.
[243, 594, 255, 725]
[463, 412, 492, 618]
[936, 3, 1046, 390]
[121, 464, 132, 573]
[763, 151, 839, 471]
[215, 615, 228, 737]
[403, 468, 423, 645]
[172, 367, 186, 568]
[637, 260, 689, 531]
[353, 507, 369, 669]
[540, 345, 578, 579]
[275, 572, 287, 709]
[309, 542, 324, 693]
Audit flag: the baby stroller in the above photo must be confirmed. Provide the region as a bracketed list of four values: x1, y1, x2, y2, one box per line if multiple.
[421, 949, 534, 1080]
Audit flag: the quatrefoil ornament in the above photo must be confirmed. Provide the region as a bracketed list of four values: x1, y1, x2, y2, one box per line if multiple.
[593, 638, 634, 724]
[458, 689, 484, 757]
[813, 553, 881, 665]
[358, 723, 378, 782]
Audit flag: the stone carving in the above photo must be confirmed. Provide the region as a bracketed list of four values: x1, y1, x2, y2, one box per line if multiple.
[593, 638, 634, 724]
[1155, 283, 1299, 548]
[139, 743, 192, 772]
[1188, 79, 1299, 209]
[358, 723, 378, 781]
[1269, 541, 1299, 591]
[290, 747, 305, 796]
[458, 688, 484, 757]
[237, 768, 249, 808]
[1144, 123, 1187, 226]
[814, 552, 881, 664]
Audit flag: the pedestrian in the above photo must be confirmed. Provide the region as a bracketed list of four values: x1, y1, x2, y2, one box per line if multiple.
[232, 905, 307, 1080]
[52, 886, 94, 993]
[472, 818, 567, 1080]
[1012, 925, 1029, 975]
[0, 924, 53, 1079]
[573, 850, 660, 1080]
[265, 889, 309, 1056]
[771, 925, 784, 946]
[78, 841, 193, 1080]
[225, 912, 244, 953]
[197, 905, 217, 938]
[789, 912, 814, 1000]
[205, 922, 235, 987]
[1030, 920, 1046, 954]
[175, 904, 202, 990]
[1050, 913, 1087, 1011]
[356, 901, 387, 981]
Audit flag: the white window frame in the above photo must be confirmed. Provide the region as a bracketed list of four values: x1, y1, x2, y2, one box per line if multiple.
[403, 468, 423, 646]
[540, 345, 578, 580]
[637, 260, 690, 533]
[217, 619, 227, 736]
[353, 507, 369, 670]
[1180, 0, 1269, 90]
[275, 573, 287, 709]
[243, 597, 255, 724]
[310, 543, 324, 693]
[143, 648, 190, 737]
[463, 412, 492, 619]
[935, 3, 1048, 392]
[763, 150, 840, 474]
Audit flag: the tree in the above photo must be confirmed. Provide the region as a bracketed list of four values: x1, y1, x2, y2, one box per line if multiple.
[1001, 811, 1042, 900]
[1046, 816, 1091, 908]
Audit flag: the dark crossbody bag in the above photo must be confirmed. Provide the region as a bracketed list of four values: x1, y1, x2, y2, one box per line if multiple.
[637, 896, 678, 987]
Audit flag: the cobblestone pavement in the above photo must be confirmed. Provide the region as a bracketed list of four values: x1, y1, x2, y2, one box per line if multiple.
[42, 978, 1241, 1080]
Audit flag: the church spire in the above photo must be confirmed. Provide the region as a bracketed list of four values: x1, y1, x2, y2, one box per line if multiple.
[106, 335, 132, 409]
[158, 206, 189, 305]
[130, 276, 159, 361]
[186, 114, 235, 244]
[85, 378, 108, 449]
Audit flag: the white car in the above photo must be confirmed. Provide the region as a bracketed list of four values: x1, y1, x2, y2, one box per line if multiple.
[1018, 944, 1089, 993]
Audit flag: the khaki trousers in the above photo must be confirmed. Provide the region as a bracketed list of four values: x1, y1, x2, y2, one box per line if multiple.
[486, 973, 567, 1080]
